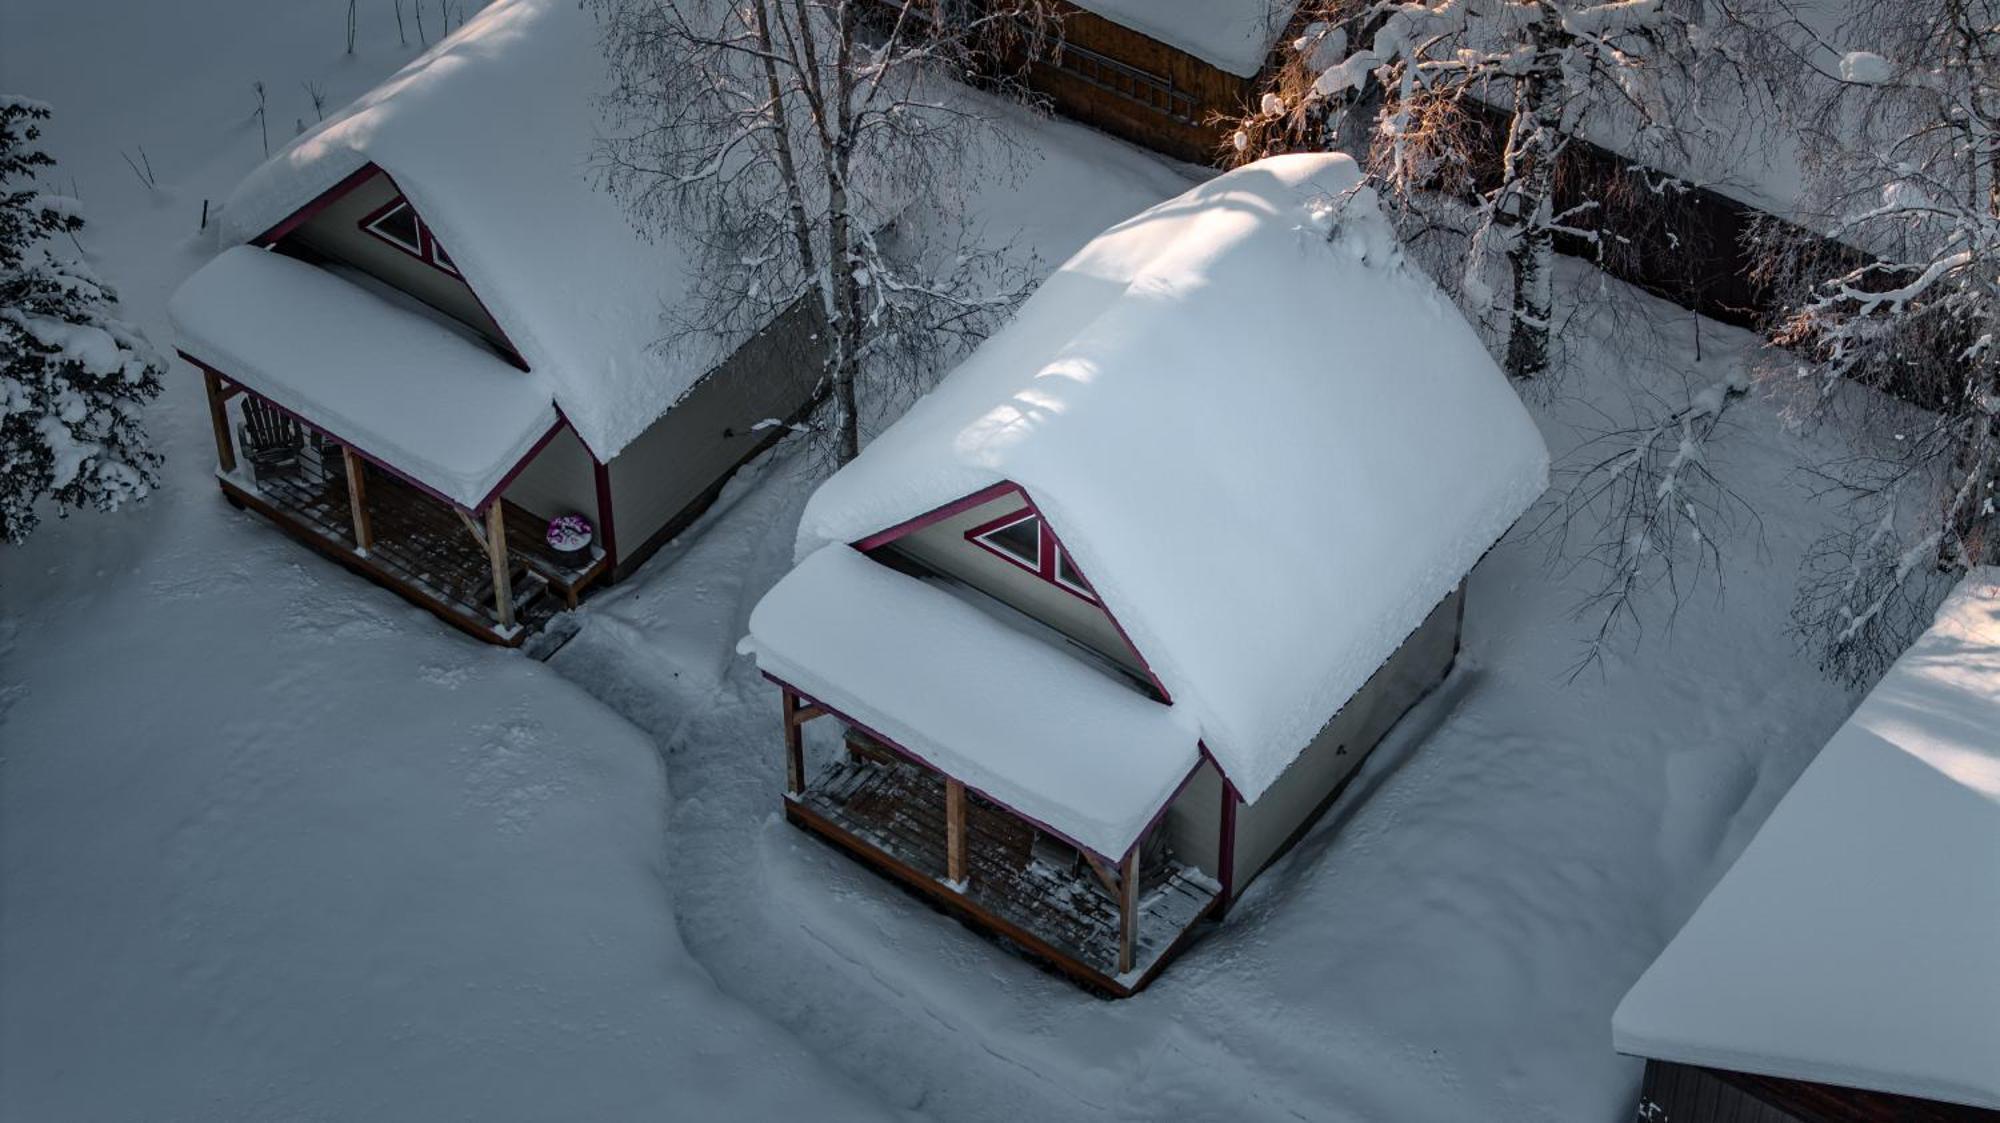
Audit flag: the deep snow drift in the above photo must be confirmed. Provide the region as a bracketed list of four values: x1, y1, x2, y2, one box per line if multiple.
[3, 0, 1870, 1119]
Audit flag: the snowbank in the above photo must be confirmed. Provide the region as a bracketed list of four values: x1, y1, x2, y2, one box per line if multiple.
[1069, 0, 1298, 79]
[215, 0, 729, 464]
[744, 544, 1201, 859]
[169, 246, 557, 507]
[1613, 568, 2000, 1110]
[797, 154, 1550, 803]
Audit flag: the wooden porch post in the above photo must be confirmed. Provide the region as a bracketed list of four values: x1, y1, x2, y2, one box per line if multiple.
[945, 778, 967, 888]
[343, 448, 373, 553]
[782, 688, 806, 795]
[1118, 848, 1141, 975]
[485, 500, 515, 631]
[203, 369, 236, 474]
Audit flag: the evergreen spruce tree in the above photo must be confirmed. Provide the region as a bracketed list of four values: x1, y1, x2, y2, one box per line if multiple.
[1, 95, 164, 545]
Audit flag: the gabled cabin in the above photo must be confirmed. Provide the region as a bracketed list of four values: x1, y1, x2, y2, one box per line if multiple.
[1613, 569, 2000, 1121]
[167, 0, 820, 646]
[740, 154, 1551, 995]
[1023, 1, 1299, 163]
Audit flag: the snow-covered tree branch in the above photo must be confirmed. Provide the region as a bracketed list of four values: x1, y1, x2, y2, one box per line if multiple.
[591, 0, 1052, 463]
[1237, 0, 1764, 380]
[1, 95, 164, 545]
[1735, 0, 2000, 681]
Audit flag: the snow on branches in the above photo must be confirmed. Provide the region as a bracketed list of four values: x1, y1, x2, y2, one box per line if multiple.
[1, 96, 164, 546]
[1741, 0, 2000, 682]
[590, 0, 1049, 463]
[1239, 0, 1747, 381]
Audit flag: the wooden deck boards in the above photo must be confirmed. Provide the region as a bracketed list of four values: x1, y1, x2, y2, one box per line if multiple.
[791, 755, 1219, 995]
[227, 443, 605, 644]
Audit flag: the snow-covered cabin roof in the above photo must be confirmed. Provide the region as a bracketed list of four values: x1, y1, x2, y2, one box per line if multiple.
[791, 154, 1551, 804]
[212, 0, 729, 464]
[1613, 568, 2000, 1111]
[748, 545, 1201, 859]
[171, 247, 557, 508]
[1069, 0, 1298, 79]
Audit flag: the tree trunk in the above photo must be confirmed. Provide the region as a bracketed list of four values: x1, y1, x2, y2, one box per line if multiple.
[1496, 9, 1560, 381]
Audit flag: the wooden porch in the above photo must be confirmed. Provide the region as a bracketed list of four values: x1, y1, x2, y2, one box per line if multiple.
[782, 700, 1220, 996]
[203, 371, 607, 646]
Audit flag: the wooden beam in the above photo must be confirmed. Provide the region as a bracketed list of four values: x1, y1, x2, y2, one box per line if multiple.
[945, 777, 967, 888]
[202, 370, 236, 474]
[782, 688, 806, 796]
[1118, 847, 1140, 976]
[342, 448, 373, 553]
[485, 500, 515, 632]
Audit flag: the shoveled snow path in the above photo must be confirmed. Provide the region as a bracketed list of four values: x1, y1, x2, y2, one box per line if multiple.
[547, 256, 1862, 1121]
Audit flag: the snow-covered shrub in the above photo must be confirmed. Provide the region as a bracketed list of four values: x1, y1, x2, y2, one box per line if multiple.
[1, 96, 164, 545]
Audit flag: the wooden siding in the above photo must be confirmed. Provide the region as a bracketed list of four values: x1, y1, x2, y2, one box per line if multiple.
[1634, 1061, 2000, 1123]
[500, 424, 598, 536]
[1162, 757, 1226, 886]
[280, 169, 512, 348]
[1231, 582, 1463, 892]
[1024, 2, 1261, 164]
[883, 492, 1148, 679]
[603, 301, 823, 575]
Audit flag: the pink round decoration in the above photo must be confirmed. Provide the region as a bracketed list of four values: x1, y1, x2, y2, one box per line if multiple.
[546, 514, 593, 553]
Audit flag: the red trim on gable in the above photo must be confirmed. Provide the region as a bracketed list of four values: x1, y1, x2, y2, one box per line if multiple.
[850, 481, 1023, 552]
[963, 505, 1104, 607]
[250, 163, 382, 248]
[853, 479, 1179, 709]
[763, 671, 1188, 867]
[356, 193, 464, 281]
[250, 163, 531, 373]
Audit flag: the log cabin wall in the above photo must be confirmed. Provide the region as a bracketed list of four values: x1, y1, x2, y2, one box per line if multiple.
[1633, 1060, 1996, 1123]
[1026, 2, 1259, 165]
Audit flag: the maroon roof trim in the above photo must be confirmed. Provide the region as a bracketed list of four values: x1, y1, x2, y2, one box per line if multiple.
[850, 481, 1023, 552]
[249, 163, 381, 248]
[248, 162, 530, 373]
[592, 456, 620, 569]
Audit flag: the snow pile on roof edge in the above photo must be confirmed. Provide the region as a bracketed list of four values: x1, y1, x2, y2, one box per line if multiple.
[169, 246, 558, 507]
[1613, 567, 2000, 1110]
[794, 153, 1549, 804]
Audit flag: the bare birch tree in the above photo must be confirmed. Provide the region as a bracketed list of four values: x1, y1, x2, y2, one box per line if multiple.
[592, 0, 1052, 463]
[1723, 0, 2000, 682]
[1235, 0, 1759, 382]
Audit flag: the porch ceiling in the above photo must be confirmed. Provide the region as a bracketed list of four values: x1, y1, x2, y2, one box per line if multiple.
[742, 544, 1201, 861]
[170, 245, 558, 509]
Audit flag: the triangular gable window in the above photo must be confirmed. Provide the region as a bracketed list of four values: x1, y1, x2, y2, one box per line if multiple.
[967, 508, 1099, 604]
[360, 196, 462, 280]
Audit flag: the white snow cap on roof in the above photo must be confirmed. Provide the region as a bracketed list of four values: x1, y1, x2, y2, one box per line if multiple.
[796, 154, 1550, 803]
[216, 0, 721, 463]
[171, 247, 558, 508]
[1068, 0, 1300, 78]
[1613, 569, 2000, 1111]
[745, 545, 1202, 859]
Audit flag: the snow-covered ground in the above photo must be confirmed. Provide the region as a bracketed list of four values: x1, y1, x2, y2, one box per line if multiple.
[2, 2, 1862, 1120]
